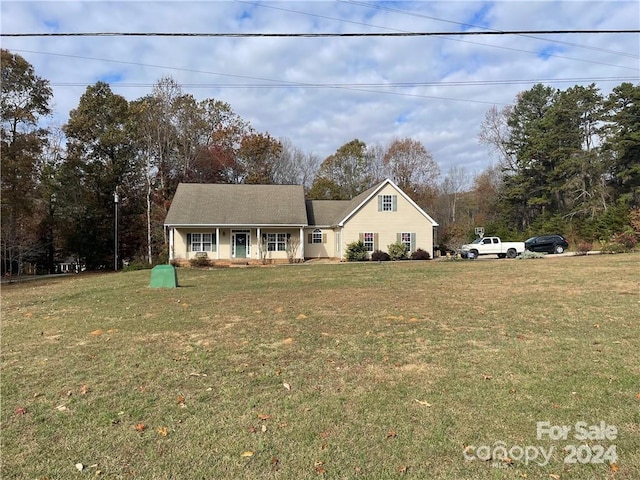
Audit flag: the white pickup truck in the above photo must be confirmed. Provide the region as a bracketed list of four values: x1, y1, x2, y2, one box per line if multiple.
[460, 237, 526, 259]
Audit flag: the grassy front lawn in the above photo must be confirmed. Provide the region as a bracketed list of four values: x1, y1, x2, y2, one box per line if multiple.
[1, 254, 639, 479]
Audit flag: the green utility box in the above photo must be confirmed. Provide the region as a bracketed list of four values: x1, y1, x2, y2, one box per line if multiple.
[149, 265, 179, 288]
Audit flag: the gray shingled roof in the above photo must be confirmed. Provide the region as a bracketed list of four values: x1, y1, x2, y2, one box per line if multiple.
[305, 200, 350, 226]
[305, 181, 385, 226]
[164, 183, 308, 226]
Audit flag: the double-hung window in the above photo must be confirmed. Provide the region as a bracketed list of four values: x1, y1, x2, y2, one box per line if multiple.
[400, 232, 413, 252]
[265, 233, 289, 251]
[378, 194, 397, 212]
[189, 233, 213, 252]
[312, 229, 323, 244]
[363, 232, 375, 252]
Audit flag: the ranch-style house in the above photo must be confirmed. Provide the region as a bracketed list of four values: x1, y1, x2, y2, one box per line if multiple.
[164, 178, 439, 264]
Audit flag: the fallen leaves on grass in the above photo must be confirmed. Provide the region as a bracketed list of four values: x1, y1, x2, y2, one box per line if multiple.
[482, 374, 493, 380]
[414, 399, 432, 407]
[135, 423, 146, 432]
[80, 384, 88, 395]
[283, 382, 291, 391]
[89, 329, 103, 336]
[636, 392, 640, 400]
[549, 474, 560, 479]
[314, 461, 326, 474]
[157, 427, 169, 437]
[257, 413, 271, 421]
[271, 456, 279, 471]
[14, 407, 26, 416]
[282, 337, 294, 345]
[177, 395, 186, 407]
[296, 314, 308, 320]
[610, 463, 619, 472]
[240, 451, 254, 457]
[55, 405, 68, 412]
[189, 372, 208, 377]
[398, 465, 408, 474]
[386, 431, 397, 439]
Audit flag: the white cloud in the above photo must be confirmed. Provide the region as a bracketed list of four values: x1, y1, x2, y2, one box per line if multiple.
[2, 0, 638, 176]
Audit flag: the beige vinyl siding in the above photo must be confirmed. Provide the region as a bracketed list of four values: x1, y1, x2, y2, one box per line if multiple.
[304, 228, 338, 258]
[341, 184, 434, 257]
[173, 229, 223, 260]
[172, 228, 305, 261]
[258, 228, 303, 260]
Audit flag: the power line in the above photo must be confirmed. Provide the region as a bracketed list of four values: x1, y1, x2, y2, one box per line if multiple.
[48, 77, 637, 89]
[15, 48, 638, 108]
[3, 30, 639, 37]
[345, 0, 640, 59]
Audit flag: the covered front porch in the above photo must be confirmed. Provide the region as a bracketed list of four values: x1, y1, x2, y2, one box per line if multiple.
[168, 226, 306, 264]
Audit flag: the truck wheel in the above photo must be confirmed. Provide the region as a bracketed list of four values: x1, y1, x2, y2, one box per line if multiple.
[554, 244, 564, 254]
[498, 253, 506, 259]
[506, 248, 517, 259]
[470, 249, 479, 259]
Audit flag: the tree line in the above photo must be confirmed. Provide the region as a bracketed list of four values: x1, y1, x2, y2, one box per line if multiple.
[2, 49, 638, 274]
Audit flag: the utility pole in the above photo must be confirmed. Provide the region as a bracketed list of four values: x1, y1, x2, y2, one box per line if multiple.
[114, 189, 119, 271]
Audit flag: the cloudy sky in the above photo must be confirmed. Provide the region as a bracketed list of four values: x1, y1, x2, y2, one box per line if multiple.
[2, 1, 639, 175]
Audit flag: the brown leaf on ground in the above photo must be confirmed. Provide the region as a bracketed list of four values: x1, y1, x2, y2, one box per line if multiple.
[283, 382, 291, 391]
[296, 314, 308, 320]
[258, 413, 271, 421]
[610, 463, 619, 472]
[135, 423, 146, 432]
[482, 374, 493, 380]
[386, 430, 397, 439]
[15, 407, 26, 415]
[157, 427, 168, 437]
[398, 465, 408, 474]
[176, 395, 185, 405]
[240, 451, 254, 457]
[80, 384, 88, 395]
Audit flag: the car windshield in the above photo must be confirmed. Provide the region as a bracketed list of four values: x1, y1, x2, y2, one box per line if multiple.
[471, 238, 484, 244]
[525, 237, 537, 243]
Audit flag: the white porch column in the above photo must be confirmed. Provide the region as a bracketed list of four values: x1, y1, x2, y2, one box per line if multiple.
[216, 227, 220, 259]
[168, 228, 174, 261]
[300, 227, 304, 260]
[257, 227, 261, 259]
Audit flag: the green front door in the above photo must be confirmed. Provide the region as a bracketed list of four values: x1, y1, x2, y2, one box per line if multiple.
[234, 233, 247, 258]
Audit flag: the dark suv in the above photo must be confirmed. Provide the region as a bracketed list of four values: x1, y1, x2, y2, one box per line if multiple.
[525, 234, 569, 254]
